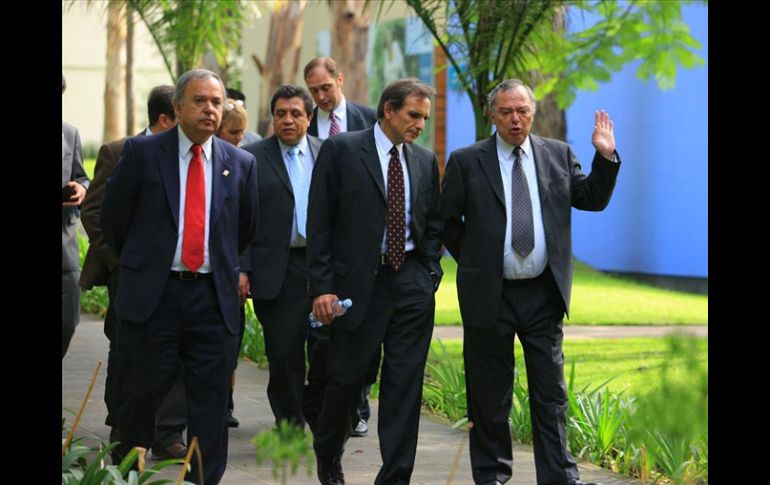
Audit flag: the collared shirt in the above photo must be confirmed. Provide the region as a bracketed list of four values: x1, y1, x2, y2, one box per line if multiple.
[316, 96, 348, 140]
[278, 136, 314, 247]
[373, 121, 413, 253]
[172, 126, 214, 273]
[497, 133, 547, 279]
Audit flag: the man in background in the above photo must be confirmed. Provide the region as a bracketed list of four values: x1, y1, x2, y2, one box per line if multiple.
[62, 72, 89, 359]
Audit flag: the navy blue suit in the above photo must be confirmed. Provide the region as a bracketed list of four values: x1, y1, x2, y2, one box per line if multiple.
[101, 127, 258, 484]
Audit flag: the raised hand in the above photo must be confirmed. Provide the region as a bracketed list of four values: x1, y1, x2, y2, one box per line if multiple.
[591, 110, 616, 160]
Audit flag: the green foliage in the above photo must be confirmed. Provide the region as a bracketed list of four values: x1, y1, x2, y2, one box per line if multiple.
[509, 368, 532, 443]
[128, 0, 260, 80]
[436, 257, 708, 326]
[253, 421, 314, 485]
[62, 416, 193, 484]
[241, 300, 268, 365]
[422, 339, 467, 423]
[396, 0, 705, 140]
[77, 232, 110, 317]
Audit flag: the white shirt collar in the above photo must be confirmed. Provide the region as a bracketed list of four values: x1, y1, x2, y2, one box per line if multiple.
[496, 132, 532, 161]
[278, 135, 310, 159]
[374, 121, 403, 160]
[178, 126, 213, 162]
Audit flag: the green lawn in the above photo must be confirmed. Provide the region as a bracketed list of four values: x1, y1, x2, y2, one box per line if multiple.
[84, 158, 96, 180]
[430, 336, 708, 397]
[435, 257, 708, 325]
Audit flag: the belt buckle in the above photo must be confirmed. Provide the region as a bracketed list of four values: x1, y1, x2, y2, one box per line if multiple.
[179, 271, 197, 280]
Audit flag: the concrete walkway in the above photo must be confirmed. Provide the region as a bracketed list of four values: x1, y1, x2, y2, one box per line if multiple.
[63, 313, 644, 484]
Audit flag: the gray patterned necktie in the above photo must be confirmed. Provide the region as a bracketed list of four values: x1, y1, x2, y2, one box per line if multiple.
[511, 146, 534, 257]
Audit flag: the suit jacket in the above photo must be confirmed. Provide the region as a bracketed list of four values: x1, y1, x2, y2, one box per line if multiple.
[240, 134, 322, 300]
[441, 134, 620, 327]
[307, 101, 377, 137]
[100, 127, 259, 334]
[80, 132, 143, 289]
[62, 122, 89, 272]
[307, 127, 443, 331]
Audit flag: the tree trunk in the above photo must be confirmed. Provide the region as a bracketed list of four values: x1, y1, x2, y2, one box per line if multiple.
[530, 7, 566, 141]
[125, 5, 136, 136]
[330, 0, 370, 105]
[103, 1, 126, 144]
[254, 1, 306, 137]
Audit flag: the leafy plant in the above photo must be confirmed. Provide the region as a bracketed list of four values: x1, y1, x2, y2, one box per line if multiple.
[253, 420, 314, 484]
[509, 367, 532, 443]
[422, 338, 467, 423]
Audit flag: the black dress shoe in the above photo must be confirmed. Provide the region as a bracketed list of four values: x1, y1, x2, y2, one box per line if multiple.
[228, 414, 240, 428]
[317, 455, 345, 485]
[568, 480, 601, 485]
[151, 442, 188, 461]
[479, 481, 502, 485]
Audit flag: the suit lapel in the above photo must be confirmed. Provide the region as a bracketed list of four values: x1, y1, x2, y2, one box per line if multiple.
[346, 104, 361, 131]
[264, 136, 293, 195]
[158, 129, 181, 228]
[210, 137, 233, 229]
[478, 135, 506, 207]
[529, 135, 552, 201]
[360, 129, 386, 202]
[403, 144, 424, 211]
[309, 107, 319, 136]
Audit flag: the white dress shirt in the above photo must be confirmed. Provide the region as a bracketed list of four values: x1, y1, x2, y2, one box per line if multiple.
[497, 133, 548, 279]
[316, 96, 349, 139]
[373, 122, 414, 253]
[172, 127, 214, 273]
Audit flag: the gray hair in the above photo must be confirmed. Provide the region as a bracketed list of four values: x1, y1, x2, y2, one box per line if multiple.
[487, 79, 536, 112]
[173, 69, 226, 105]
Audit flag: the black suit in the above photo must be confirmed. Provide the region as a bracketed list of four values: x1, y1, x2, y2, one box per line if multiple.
[307, 100, 377, 138]
[307, 126, 443, 484]
[101, 128, 259, 484]
[441, 134, 620, 484]
[240, 134, 322, 425]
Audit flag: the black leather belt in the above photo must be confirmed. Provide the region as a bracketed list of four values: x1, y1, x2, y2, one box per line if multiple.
[380, 251, 414, 266]
[170, 270, 212, 280]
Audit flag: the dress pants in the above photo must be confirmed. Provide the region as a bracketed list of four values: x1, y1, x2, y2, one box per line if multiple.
[464, 268, 579, 485]
[313, 256, 435, 484]
[117, 275, 238, 485]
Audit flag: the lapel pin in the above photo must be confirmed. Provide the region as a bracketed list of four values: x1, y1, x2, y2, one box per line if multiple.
[223, 169, 230, 176]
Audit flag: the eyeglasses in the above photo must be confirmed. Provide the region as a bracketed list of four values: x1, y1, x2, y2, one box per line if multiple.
[494, 107, 533, 119]
[224, 99, 245, 111]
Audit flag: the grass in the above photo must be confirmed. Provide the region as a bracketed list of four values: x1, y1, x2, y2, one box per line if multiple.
[84, 158, 96, 179]
[435, 257, 708, 326]
[428, 336, 708, 397]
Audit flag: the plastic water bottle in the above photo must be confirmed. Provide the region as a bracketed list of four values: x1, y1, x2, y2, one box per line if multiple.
[309, 298, 352, 328]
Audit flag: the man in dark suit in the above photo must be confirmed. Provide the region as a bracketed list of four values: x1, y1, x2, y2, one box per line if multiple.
[101, 69, 259, 485]
[304, 56, 377, 140]
[441, 79, 620, 485]
[62, 72, 89, 359]
[239, 85, 321, 426]
[303, 55, 379, 437]
[307, 78, 443, 485]
[80, 85, 189, 462]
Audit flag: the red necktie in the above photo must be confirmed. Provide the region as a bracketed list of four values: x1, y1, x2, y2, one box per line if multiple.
[386, 146, 406, 271]
[182, 144, 205, 272]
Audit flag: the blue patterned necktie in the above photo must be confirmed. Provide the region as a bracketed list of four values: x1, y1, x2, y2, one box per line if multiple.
[286, 145, 309, 237]
[511, 146, 534, 257]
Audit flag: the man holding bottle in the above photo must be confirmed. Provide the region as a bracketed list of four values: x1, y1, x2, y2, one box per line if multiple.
[306, 78, 443, 485]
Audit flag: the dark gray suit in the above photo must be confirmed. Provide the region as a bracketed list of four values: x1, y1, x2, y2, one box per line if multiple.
[240, 134, 322, 425]
[62, 121, 89, 358]
[441, 134, 620, 484]
[307, 126, 443, 484]
[308, 101, 377, 138]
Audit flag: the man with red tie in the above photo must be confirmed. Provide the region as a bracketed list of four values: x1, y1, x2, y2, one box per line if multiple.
[101, 69, 259, 485]
[307, 78, 443, 485]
